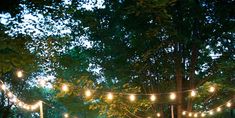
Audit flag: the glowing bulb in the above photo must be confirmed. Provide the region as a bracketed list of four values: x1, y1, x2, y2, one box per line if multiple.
[170, 93, 176, 100]
[209, 110, 213, 115]
[64, 113, 69, 118]
[1, 84, 6, 91]
[31, 105, 37, 111]
[107, 93, 113, 100]
[182, 111, 186, 115]
[201, 113, 205, 117]
[191, 90, 196, 97]
[209, 86, 215, 93]
[85, 90, 92, 97]
[194, 113, 198, 117]
[23, 105, 29, 110]
[37, 101, 42, 106]
[11, 97, 17, 103]
[129, 94, 136, 102]
[16, 70, 23, 78]
[188, 112, 192, 117]
[62, 84, 69, 92]
[157, 113, 161, 117]
[18, 102, 23, 107]
[7, 92, 13, 98]
[150, 94, 156, 102]
[216, 107, 221, 112]
[226, 102, 231, 107]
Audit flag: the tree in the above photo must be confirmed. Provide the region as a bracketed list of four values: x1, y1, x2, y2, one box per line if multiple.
[0, 29, 39, 117]
[54, 0, 235, 117]
[0, 0, 234, 117]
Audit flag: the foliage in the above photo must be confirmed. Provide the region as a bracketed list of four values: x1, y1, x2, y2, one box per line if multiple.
[0, 0, 234, 117]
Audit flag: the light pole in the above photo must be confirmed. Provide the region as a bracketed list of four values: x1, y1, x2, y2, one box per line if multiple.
[171, 105, 174, 118]
[40, 101, 44, 118]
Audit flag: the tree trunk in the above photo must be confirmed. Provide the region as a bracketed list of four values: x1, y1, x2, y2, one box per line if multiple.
[175, 43, 183, 118]
[187, 44, 198, 115]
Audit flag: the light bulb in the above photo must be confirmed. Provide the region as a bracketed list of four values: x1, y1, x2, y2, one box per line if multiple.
[11, 97, 17, 103]
[201, 113, 205, 117]
[209, 110, 213, 115]
[1, 84, 6, 91]
[157, 113, 161, 117]
[64, 113, 69, 118]
[170, 93, 176, 100]
[191, 90, 196, 97]
[209, 86, 215, 93]
[85, 90, 92, 97]
[62, 84, 69, 92]
[7, 92, 13, 98]
[107, 93, 113, 100]
[31, 105, 37, 111]
[188, 112, 192, 117]
[182, 111, 186, 115]
[216, 107, 221, 112]
[16, 70, 23, 78]
[194, 113, 198, 117]
[226, 102, 231, 107]
[18, 102, 23, 107]
[129, 94, 135, 102]
[150, 94, 156, 102]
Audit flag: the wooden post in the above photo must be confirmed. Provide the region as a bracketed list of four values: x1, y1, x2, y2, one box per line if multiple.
[171, 105, 174, 118]
[40, 101, 44, 118]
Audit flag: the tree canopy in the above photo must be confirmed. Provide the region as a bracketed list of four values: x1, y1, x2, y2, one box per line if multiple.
[0, 0, 234, 118]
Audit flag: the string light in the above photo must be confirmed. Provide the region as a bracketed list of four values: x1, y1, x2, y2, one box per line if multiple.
[0, 77, 234, 117]
[62, 84, 69, 92]
[129, 94, 136, 102]
[18, 102, 23, 107]
[157, 113, 161, 117]
[188, 112, 192, 117]
[216, 107, 221, 112]
[150, 94, 156, 102]
[11, 97, 17, 103]
[170, 93, 176, 100]
[209, 110, 214, 115]
[1, 84, 6, 91]
[226, 102, 231, 107]
[201, 113, 205, 117]
[64, 113, 69, 118]
[191, 90, 196, 97]
[0, 80, 41, 111]
[31, 105, 37, 111]
[23, 105, 28, 109]
[16, 70, 23, 78]
[85, 90, 92, 97]
[107, 93, 113, 100]
[209, 86, 215, 93]
[7, 92, 13, 98]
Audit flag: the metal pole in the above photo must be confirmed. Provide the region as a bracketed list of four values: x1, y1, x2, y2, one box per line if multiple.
[171, 105, 174, 118]
[40, 101, 44, 118]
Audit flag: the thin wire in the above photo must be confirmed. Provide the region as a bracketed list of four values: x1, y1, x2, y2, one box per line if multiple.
[182, 97, 235, 114]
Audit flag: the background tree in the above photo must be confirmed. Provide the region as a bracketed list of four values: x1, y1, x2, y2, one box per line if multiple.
[54, 0, 235, 117]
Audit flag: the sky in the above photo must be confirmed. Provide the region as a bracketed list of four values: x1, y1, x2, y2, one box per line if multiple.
[0, 0, 105, 88]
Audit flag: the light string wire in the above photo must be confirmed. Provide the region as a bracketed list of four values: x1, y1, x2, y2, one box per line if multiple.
[0, 78, 233, 118]
[60, 84, 234, 117]
[181, 97, 234, 117]
[0, 80, 42, 111]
